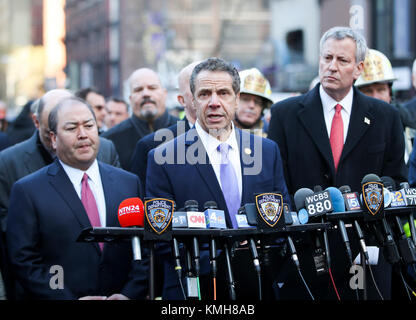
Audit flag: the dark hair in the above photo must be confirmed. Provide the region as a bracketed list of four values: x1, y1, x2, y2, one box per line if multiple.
[48, 97, 96, 134]
[190, 57, 240, 96]
[107, 96, 129, 112]
[75, 87, 104, 101]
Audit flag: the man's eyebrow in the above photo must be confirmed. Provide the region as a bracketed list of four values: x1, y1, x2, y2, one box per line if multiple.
[63, 118, 95, 126]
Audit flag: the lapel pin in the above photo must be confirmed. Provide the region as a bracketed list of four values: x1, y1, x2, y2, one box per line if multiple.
[244, 148, 252, 155]
[364, 117, 370, 125]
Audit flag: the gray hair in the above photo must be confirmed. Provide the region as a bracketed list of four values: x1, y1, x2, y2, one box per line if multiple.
[31, 99, 41, 116]
[319, 26, 368, 63]
[190, 57, 240, 96]
[48, 97, 96, 134]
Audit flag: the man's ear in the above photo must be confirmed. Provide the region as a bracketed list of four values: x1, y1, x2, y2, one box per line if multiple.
[50, 131, 57, 151]
[353, 61, 364, 80]
[32, 114, 40, 129]
[177, 95, 185, 107]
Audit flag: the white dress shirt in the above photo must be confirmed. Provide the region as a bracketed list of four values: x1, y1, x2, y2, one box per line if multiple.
[195, 120, 243, 199]
[320, 84, 353, 143]
[60, 159, 107, 227]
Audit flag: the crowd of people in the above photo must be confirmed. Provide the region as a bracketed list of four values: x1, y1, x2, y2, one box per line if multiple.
[0, 25, 416, 300]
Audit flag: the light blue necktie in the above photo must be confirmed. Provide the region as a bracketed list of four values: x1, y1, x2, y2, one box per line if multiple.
[218, 143, 241, 229]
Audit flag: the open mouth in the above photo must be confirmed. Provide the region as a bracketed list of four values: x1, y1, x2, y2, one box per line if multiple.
[207, 114, 224, 123]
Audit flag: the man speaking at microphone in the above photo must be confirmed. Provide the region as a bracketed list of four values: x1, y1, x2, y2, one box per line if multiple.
[6, 97, 146, 300]
[146, 57, 291, 299]
[268, 26, 407, 300]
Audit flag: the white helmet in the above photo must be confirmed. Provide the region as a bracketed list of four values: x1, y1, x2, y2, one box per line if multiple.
[355, 49, 397, 87]
[239, 68, 273, 106]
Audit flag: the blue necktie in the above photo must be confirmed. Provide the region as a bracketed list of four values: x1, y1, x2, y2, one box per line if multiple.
[218, 143, 241, 228]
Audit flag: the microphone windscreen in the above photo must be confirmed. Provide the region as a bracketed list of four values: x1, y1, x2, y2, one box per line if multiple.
[339, 185, 352, 194]
[325, 187, 345, 212]
[293, 188, 314, 211]
[185, 200, 199, 211]
[313, 185, 323, 192]
[381, 176, 396, 191]
[118, 197, 144, 227]
[400, 182, 410, 189]
[204, 201, 218, 210]
[361, 173, 381, 184]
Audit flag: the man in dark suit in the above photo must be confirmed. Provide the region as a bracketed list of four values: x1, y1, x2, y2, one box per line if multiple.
[102, 68, 178, 170]
[268, 26, 406, 300]
[129, 61, 199, 190]
[6, 97, 146, 300]
[146, 58, 291, 299]
[0, 89, 120, 299]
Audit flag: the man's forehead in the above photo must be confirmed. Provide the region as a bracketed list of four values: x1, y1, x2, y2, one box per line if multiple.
[59, 102, 94, 121]
[130, 69, 162, 88]
[195, 71, 234, 88]
[322, 38, 356, 54]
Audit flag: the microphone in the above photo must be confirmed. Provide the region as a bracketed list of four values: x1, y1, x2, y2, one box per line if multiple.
[361, 174, 401, 265]
[185, 200, 207, 229]
[204, 201, 227, 229]
[294, 187, 314, 225]
[184, 200, 202, 279]
[118, 197, 144, 261]
[339, 185, 361, 211]
[203, 201, 219, 291]
[326, 187, 353, 265]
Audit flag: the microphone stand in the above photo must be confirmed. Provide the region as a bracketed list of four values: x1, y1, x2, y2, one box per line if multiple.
[223, 241, 236, 300]
[149, 241, 155, 300]
[354, 221, 368, 300]
[210, 237, 218, 300]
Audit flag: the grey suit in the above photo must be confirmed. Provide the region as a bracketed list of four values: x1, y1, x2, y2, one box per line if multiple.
[0, 131, 120, 232]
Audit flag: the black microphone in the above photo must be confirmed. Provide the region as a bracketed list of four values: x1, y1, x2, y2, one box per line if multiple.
[326, 187, 353, 265]
[293, 187, 314, 225]
[312, 185, 332, 274]
[361, 174, 401, 265]
[185, 200, 201, 278]
[339, 185, 361, 211]
[203, 201, 219, 284]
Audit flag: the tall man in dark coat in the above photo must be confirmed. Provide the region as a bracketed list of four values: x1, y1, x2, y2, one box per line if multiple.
[6, 97, 146, 300]
[129, 61, 199, 190]
[102, 68, 178, 169]
[268, 26, 407, 300]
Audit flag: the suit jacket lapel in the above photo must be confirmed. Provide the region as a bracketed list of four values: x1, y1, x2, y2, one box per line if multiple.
[47, 160, 101, 254]
[184, 128, 228, 213]
[298, 87, 334, 170]
[341, 88, 372, 162]
[237, 129, 256, 204]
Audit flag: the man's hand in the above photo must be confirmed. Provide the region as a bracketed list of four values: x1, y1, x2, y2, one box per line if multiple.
[106, 294, 130, 300]
[79, 296, 107, 300]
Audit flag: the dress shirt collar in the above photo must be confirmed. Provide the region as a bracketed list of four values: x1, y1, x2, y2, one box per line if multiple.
[195, 120, 239, 157]
[59, 159, 101, 188]
[320, 84, 353, 115]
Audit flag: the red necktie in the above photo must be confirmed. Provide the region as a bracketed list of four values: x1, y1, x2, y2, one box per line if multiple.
[81, 173, 103, 250]
[330, 104, 344, 171]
